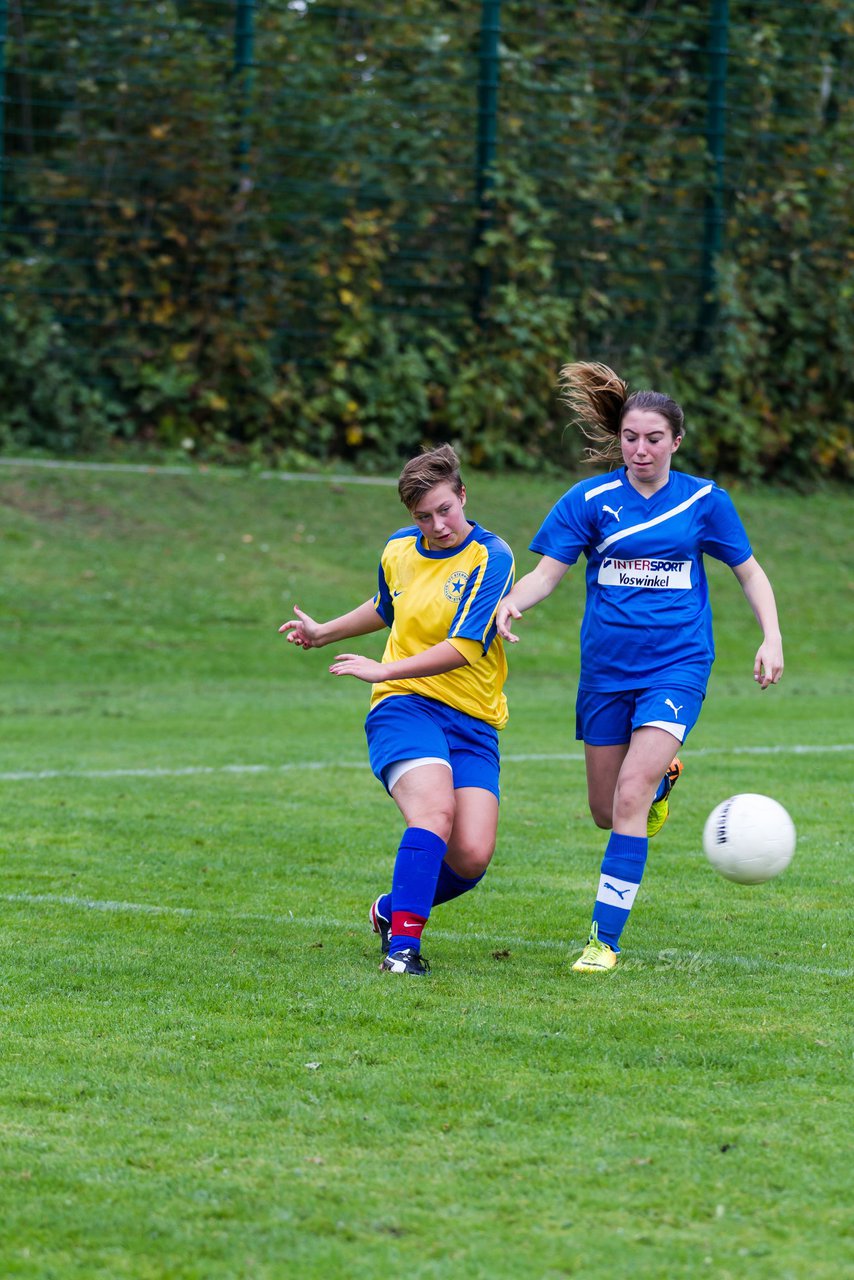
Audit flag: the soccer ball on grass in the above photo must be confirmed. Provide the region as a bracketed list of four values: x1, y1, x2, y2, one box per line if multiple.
[702, 793, 796, 885]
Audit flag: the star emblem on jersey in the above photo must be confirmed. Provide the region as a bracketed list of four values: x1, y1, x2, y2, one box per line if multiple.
[444, 570, 469, 602]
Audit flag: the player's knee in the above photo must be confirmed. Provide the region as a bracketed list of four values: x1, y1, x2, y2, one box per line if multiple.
[588, 789, 614, 827]
[590, 803, 613, 829]
[431, 799, 456, 843]
[405, 805, 454, 843]
[448, 836, 494, 877]
[448, 810, 495, 868]
[613, 775, 654, 823]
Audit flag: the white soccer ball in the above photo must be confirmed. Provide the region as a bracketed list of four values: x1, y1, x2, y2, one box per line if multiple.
[702, 793, 796, 884]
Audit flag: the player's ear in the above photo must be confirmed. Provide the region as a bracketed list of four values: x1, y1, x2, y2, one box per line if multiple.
[671, 434, 683, 454]
[460, 484, 467, 506]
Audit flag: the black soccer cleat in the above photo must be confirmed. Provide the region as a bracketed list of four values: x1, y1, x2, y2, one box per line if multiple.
[380, 947, 430, 976]
[369, 897, 391, 955]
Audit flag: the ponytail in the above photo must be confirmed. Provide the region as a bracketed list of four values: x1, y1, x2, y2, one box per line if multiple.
[558, 362, 685, 464]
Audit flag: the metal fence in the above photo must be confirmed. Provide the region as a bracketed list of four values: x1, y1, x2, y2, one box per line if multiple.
[0, 1, 851, 398]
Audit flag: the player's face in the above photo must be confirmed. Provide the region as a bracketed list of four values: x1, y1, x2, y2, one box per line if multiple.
[620, 409, 682, 491]
[410, 482, 469, 550]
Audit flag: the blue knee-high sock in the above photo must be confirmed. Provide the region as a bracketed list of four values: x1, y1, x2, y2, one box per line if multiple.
[376, 862, 484, 922]
[388, 827, 447, 955]
[591, 831, 648, 952]
[432, 861, 485, 906]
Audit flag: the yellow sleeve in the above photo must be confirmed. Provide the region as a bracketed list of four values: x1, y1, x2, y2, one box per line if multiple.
[446, 636, 483, 666]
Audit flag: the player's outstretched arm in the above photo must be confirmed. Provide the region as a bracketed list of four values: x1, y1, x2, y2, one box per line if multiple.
[496, 555, 572, 643]
[329, 639, 469, 684]
[279, 598, 385, 651]
[730, 556, 784, 689]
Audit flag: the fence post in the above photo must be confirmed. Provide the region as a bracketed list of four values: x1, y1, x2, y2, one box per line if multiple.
[696, 0, 730, 352]
[473, 0, 501, 325]
[234, 0, 255, 170]
[232, 0, 256, 314]
[0, 0, 7, 232]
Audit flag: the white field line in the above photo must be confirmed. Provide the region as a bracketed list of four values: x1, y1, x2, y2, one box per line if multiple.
[3, 891, 851, 979]
[0, 456, 397, 486]
[0, 742, 851, 783]
[2, 892, 194, 917]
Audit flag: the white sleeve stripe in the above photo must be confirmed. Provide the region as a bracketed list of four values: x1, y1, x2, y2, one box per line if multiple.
[595, 484, 713, 553]
[449, 563, 482, 637]
[449, 560, 515, 647]
[584, 478, 624, 502]
[482, 564, 516, 644]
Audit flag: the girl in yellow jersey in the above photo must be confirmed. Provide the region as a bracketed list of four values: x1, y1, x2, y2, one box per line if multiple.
[280, 445, 515, 976]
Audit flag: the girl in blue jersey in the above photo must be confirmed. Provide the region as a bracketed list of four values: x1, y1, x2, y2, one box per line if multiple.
[280, 445, 515, 976]
[496, 363, 783, 973]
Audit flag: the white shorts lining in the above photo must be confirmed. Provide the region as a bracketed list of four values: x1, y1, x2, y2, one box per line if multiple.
[641, 719, 687, 743]
[385, 756, 452, 792]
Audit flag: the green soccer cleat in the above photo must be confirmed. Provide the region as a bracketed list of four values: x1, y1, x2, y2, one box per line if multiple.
[647, 756, 683, 838]
[572, 921, 618, 973]
[646, 796, 669, 837]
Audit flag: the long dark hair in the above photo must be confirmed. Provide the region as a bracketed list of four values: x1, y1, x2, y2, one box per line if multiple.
[558, 362, 685, 463]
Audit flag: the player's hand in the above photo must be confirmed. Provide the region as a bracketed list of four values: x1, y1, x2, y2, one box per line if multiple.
[279, 606, 323, 649]
[328, 654, 385, 683]
[496, 599, 523, 643]
[754, 640, 784, 689]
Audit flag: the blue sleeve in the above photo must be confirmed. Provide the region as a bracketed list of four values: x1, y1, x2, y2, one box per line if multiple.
[701, 488, 753, 566]
[449, 534, 515, 651]
[529, 487, 591, 565]
[373, 559, 394, 627]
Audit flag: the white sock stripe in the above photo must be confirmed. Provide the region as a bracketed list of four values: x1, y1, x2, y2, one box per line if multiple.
[596, 873, 640, 910]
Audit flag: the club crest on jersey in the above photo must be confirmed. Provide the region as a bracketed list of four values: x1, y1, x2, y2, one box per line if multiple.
[444, 569, 469, 601]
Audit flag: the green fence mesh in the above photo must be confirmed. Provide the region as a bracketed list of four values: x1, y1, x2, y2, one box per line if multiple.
[0, 1, 851, 469]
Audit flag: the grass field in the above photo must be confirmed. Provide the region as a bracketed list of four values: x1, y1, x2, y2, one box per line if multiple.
[0, 458, 851, 1279]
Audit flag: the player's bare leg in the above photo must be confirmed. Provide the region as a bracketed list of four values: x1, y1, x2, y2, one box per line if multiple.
[371, 763, 456, 974]
[575, 727, 682, 973]
[612, 726, 683, 836]
[445, 786, 498, 879]
[370, 783, 498, 961]
[584, 742, 630, 828]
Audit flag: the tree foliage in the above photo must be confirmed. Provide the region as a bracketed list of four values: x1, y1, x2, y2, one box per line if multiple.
[1, 0, 851, 479]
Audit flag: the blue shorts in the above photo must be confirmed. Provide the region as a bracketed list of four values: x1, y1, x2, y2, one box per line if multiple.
[365, 694, 500, 799]
[576, 684, 705, 747]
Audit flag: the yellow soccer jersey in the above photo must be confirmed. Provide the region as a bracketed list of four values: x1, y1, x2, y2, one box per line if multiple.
[370, 521, 515, 728]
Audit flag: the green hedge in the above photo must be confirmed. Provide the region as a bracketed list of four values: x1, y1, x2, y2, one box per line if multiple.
[0, 1, 851, 479]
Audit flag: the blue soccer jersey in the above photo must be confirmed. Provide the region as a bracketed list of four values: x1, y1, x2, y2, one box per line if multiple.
[371, 521, 515, 728]
[530, 468, 752, 692]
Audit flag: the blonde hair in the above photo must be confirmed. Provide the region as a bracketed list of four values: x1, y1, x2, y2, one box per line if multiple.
[558, 361, 685, 463]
